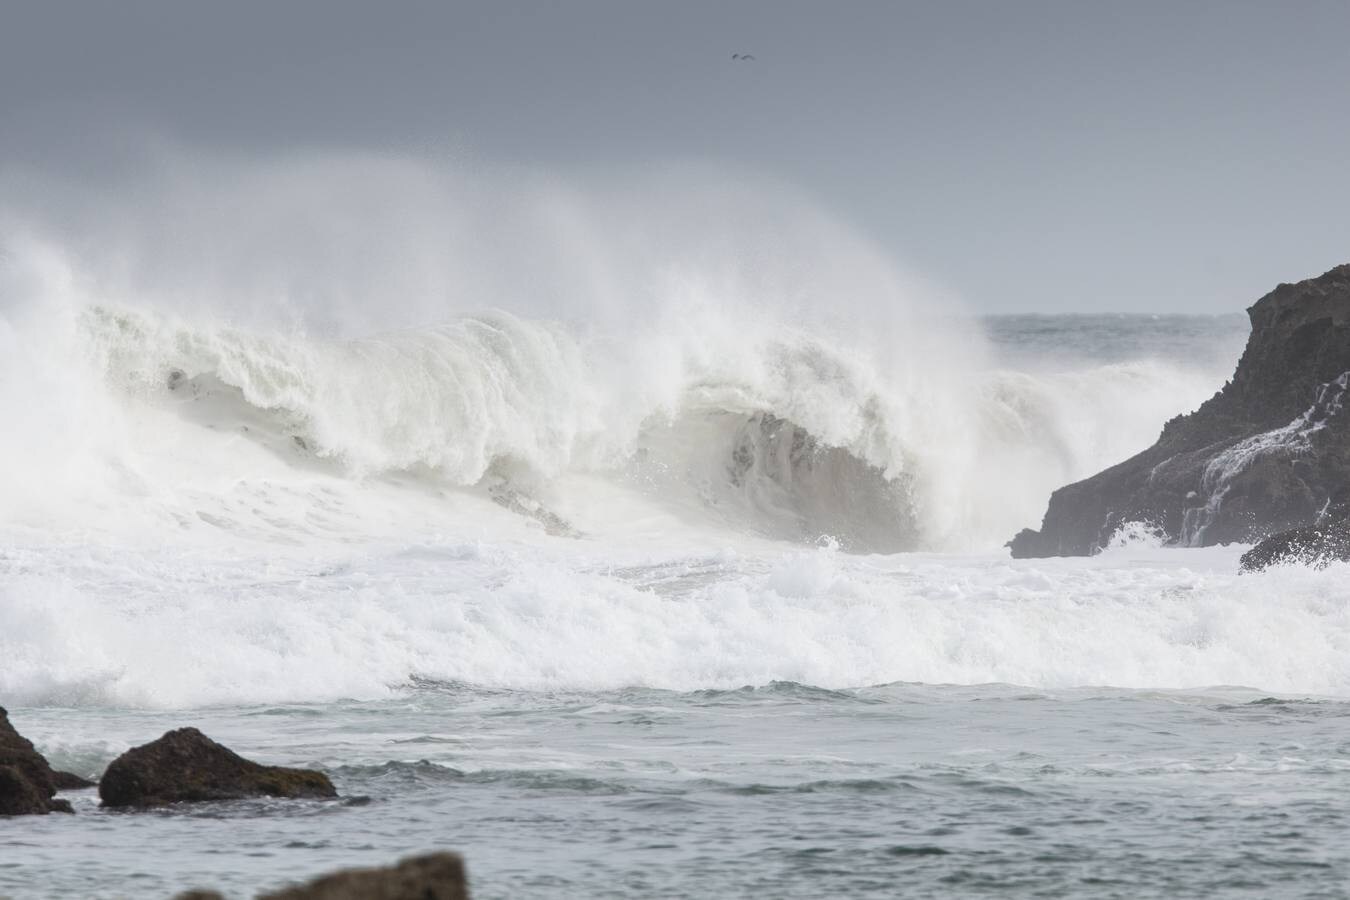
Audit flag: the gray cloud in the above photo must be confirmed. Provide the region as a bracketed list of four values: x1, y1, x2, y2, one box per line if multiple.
[3, 0, 1348, 311]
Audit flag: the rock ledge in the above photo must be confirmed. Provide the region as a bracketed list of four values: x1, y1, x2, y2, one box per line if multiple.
[100, 727, 336, 808]
[1010, 264, 1350, 557]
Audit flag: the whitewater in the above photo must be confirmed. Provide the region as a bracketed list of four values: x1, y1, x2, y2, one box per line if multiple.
[3, 158, 1348, 897]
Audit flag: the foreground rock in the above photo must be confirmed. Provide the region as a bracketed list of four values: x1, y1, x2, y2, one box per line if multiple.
[174, 853, 469, 900]
[0, 706, 88, 815]
[99, 727, 336, 808]
[1240, 512, 1350, 571]
[261, 852, 469, 900]
[1010, 264, 1350, 557]
[0, 765, 66, 816]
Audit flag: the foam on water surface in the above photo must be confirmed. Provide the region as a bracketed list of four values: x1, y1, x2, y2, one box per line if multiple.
[4, 530, 1348, 708]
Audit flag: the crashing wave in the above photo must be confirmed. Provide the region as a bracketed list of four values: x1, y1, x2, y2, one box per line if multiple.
[634, 411, 918, 552]
[0, 294, 1233, 552]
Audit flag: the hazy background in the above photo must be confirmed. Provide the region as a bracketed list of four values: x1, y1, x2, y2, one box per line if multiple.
[3, 0, 1347, 312]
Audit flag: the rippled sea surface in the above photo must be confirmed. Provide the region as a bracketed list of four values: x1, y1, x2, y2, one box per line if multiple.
[8, 682, 1349, 899]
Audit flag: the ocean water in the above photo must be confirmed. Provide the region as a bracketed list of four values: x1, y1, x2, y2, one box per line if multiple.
[1, 166, 1346, 897]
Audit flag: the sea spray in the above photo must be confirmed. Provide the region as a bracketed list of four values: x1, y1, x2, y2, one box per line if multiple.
[0, 156, 1246, 549]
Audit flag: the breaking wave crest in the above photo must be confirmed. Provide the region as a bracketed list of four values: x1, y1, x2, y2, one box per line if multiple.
[5, 155, 1322, 709]
[0, 156, 1244, 550]
[0, 294, 1227, 552]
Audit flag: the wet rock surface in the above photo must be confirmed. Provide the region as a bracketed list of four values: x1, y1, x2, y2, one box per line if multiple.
[99, 727, 336, 808]
[1239, 512, 1350, 571]
[259, 852, 469, 900]
[0, 706, 85, 815]
[170, 853, 469, 900]
[0, 764, 64, 816]
[1010, 264, 1350, 557]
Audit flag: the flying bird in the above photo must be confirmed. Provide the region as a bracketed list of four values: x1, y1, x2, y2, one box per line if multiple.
[731, 53, 755, 61]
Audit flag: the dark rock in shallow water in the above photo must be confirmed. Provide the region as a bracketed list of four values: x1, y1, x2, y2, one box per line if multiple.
[258, 852, 469, 900]
[0, 706, 84, 815]
[0, 764, 70, 816]
[50, 769, 96, 790]
[99, 727, 336, 808]
[1239, 513, 1350, 571]
[0, 707, 59, 796]
[1010, 264, 1350, 557]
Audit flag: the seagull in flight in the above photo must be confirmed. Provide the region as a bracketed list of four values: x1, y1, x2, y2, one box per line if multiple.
[732, 53, 755, 61]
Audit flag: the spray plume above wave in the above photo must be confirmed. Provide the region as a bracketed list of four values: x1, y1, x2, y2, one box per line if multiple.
[5, 152, 1333, 710]
[0, 154, 1234, 554]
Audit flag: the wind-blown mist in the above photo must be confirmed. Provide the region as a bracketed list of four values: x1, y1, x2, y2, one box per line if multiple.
[0, 153, 1232, 553]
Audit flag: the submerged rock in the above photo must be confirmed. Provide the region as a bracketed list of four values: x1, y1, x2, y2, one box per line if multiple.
[0, 706, 85, 815]
[50, 769, 96, 790]
[1010, 264, 1350, 557]
[724, 413, 918, 554]
[1239, 513, 1350, 571]
[99, 727, 336, 808]
[259, 852, 469, 900]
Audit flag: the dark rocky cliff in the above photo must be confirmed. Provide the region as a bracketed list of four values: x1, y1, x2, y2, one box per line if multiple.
[1009, 264, 1350, 557]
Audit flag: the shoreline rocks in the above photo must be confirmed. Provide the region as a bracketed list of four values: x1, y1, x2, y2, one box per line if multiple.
[2, 712, 338, 815]
[99, 727, 336, 808]
[3, 714, 466, 896]
[1010, 263, 1350, 558]
[0, 706, 90, 816]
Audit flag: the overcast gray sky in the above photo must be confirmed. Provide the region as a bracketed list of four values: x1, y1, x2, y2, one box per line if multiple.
[3, 0, 1348, 312]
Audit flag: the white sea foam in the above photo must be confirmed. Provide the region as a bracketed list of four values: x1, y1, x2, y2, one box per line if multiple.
[3, 537, 1349, 708]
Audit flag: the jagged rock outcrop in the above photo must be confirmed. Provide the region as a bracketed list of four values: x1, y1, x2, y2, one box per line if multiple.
[0, 706, 87, 815]
[99, 727, 336, 808]
[1239, 511, 1350, 571]
[1010, 264, 1350, 557]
